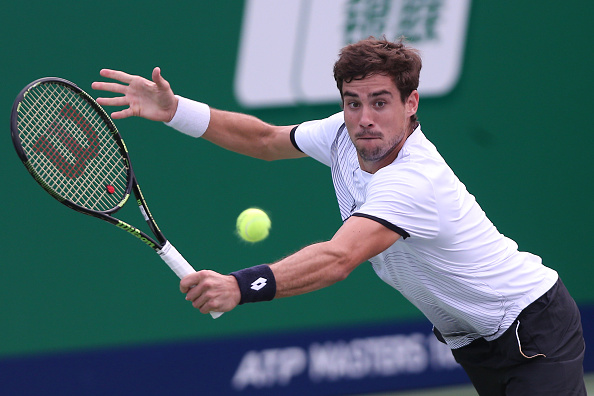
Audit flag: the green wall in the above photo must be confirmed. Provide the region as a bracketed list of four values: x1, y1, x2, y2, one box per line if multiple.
[1, 1, 592, 358]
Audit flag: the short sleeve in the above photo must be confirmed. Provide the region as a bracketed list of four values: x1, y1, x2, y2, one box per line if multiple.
[355, 165, 439, 239]
[292, 112, 345, 167]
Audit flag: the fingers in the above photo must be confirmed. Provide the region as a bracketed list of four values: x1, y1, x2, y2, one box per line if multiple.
[92, 74, 131, 117]
[184, 281, 219, 314]
[95, 95, 129, 107]
[189, 292, 215, 314]
[91, 81, 128, 94]
[152, 67, 162, 84]
[180, 271, 202, 293]
[152, 66, 171, 91]
[99, 68, 135, 84]
[109, 108, 135, 120]
[93, 67, 176, 122]
[180, 271, 240, 315]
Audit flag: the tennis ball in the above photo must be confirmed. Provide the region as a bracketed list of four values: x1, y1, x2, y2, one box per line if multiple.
[236, 208, 271, 243]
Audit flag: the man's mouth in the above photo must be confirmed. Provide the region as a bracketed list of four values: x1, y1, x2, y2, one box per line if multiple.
[355, 131, 382, 140]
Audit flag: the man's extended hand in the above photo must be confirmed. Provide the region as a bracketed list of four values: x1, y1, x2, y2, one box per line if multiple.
[92, 67, 178, 122]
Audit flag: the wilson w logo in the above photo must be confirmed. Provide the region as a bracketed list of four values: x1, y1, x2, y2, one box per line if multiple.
[33, 103, 100, 178]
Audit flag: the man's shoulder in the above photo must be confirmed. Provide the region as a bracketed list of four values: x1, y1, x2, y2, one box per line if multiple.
[372, 160, 435, 193]
[371, 129, 445, 190]
[292, 111, 346, 166]
[299, 111, 344, 131]
[398, 127, 446, 168]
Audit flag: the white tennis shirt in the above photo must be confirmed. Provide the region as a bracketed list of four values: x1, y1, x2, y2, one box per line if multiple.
[292, 112, 558, 349]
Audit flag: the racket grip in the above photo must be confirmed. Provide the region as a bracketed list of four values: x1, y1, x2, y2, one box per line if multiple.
[158, 241, 224, 319]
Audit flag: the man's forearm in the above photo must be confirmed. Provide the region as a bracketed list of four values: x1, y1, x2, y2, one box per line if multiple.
[270, 241, 355, 298]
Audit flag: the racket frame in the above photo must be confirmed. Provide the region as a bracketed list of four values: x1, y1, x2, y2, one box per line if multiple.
[11, 77, 223, 318]
[10, 77, 167, 252]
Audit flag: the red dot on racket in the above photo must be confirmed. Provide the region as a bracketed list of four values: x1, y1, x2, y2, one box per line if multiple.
[106, 185, 115, 194]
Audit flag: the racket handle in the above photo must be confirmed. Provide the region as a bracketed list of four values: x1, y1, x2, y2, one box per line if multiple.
[158, 241, 224, 319]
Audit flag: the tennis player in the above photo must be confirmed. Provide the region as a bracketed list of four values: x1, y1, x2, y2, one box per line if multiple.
[93, 37, 586, 395]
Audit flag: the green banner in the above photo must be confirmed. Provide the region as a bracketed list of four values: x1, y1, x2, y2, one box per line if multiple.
[1, 0, 592, 357]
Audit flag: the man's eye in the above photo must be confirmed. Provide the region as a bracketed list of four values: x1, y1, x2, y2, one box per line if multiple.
[348, 102, 360, 108]
[375, 101, 386, 107]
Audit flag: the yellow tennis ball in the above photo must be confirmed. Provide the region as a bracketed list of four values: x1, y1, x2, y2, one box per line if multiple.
[236, 208, 271, 243]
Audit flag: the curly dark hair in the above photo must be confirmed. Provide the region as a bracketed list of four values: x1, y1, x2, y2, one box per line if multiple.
[333, 37, 422, 124]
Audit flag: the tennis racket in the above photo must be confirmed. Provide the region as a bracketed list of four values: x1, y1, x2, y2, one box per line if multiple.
[10, 77, 222, 318]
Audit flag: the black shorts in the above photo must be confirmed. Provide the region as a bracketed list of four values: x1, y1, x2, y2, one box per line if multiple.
[435, 278, 586, 396]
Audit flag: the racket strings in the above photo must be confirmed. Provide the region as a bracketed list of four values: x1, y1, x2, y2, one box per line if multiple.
[17, 83, 129, 212]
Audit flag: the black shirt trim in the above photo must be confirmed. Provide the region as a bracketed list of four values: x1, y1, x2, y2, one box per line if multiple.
[290, 125, 303, 153]
[351, 213, 411, 239]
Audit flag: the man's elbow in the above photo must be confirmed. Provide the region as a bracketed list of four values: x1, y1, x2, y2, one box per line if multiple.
[258, 126, 303, 161]
[327, 245, 360, 283]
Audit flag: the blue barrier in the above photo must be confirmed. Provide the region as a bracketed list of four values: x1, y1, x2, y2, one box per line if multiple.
[1, 305, 592, 396]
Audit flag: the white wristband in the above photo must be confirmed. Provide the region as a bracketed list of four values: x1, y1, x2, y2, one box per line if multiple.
[164, 95, 211, 138]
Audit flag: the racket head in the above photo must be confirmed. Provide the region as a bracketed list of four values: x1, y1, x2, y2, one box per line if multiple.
[11, 77, 133, 215]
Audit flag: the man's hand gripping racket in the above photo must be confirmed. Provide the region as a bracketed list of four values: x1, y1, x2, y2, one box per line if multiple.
[10, 77, 223, 318]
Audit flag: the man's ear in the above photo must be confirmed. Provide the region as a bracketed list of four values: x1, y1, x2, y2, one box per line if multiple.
[406, 90, 419, 116]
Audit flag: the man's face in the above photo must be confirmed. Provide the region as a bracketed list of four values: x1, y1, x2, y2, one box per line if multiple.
[342, 74, 419, 173]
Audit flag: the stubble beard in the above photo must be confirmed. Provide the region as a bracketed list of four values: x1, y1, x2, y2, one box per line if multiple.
[355, 130, 405, 163]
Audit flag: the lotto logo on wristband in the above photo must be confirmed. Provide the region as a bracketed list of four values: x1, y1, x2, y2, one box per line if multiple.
[251, 277, 267, 291]
[231, 265, 277, 304]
